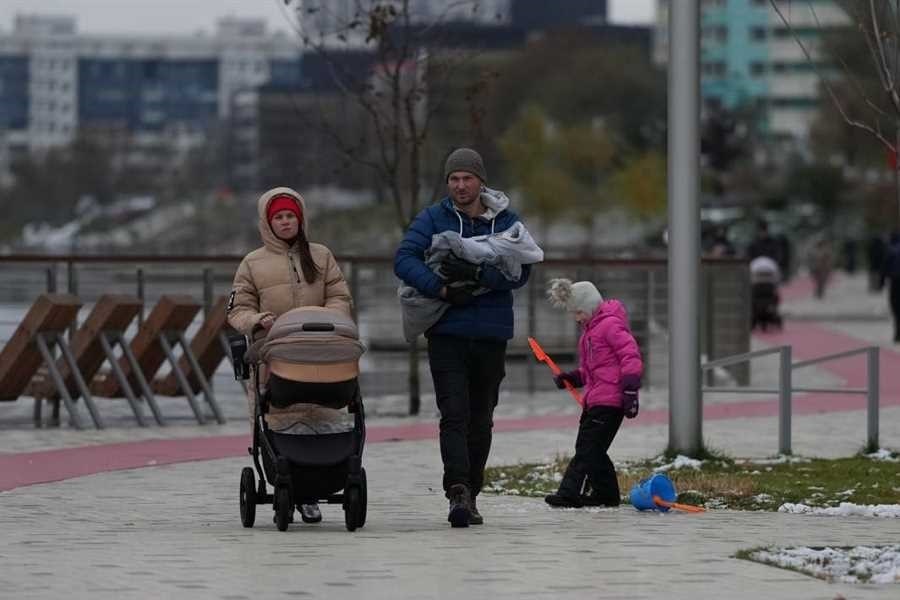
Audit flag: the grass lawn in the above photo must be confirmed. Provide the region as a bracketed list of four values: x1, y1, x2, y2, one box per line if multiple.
[483, 451, 900, 510]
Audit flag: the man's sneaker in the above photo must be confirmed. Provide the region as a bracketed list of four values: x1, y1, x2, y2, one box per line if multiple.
[469, 496, 484, 525]
[544, 493, 584, 508]
[447, 484, 471, 528]
[299, 503, 322, 523]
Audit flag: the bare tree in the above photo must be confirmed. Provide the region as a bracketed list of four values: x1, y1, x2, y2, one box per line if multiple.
[769, 0, 900, 225]
[281, 0, 495, 414]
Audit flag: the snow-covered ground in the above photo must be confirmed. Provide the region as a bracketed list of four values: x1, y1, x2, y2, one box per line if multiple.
[748, 545, 900, 584]
[778, 502, 900, 518]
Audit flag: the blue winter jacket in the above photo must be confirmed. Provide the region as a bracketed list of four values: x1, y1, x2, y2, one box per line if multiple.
[394, 196, 531, 340]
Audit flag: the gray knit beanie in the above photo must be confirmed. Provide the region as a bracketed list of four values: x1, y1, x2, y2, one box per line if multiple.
[444, 148, 487, 183]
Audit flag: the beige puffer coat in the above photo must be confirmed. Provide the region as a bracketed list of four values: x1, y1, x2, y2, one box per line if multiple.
[227, 187, 352, 336]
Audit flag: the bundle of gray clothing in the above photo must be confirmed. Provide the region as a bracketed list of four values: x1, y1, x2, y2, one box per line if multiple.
[398, 191, 544, 342]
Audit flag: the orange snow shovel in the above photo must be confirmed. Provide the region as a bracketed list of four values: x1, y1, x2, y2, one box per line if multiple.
[528, 336, 583, 406]
[652, 495, 706, 513]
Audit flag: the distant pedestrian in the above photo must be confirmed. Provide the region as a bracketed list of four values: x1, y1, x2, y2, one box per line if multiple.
[868, 234, 887, 292]
[707, 225, 735, 257]
[880, 232, 900, 342]
[842, 238, 858, 274]
[775, 233, 792, 281]
[746, 220, 782, 264]
[809, 238, 833, 300]
[543, 279, 643, 509]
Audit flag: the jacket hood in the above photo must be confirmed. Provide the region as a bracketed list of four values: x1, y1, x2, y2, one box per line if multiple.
[586, 299, 629, 330]
[441, 186, 510, 232]
[257, 187, 308, 252]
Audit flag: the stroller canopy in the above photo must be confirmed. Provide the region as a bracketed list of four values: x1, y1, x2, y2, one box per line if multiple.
[257, 306, 365, 366]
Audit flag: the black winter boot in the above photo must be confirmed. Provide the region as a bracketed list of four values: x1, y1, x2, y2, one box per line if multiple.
[544, 493, 584, 508]
[469, 495, 483, 525]
[447, 483, 471, 528]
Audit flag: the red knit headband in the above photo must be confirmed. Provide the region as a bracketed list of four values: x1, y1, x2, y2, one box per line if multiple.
[266, 195, 302, 223]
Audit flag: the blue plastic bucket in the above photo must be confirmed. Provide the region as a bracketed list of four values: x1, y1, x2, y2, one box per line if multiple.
[629, 473, 677, 511]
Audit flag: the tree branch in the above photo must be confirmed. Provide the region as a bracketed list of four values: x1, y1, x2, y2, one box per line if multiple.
[770, 0, 897, 151]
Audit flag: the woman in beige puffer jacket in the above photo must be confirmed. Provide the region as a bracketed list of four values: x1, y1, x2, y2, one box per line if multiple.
[228, 186, 352, 336]
[228, 186, 352, 525]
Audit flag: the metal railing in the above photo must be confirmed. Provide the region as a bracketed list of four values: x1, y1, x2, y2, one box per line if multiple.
[702, 345, 880, 455]
[0, 254, 752, 397]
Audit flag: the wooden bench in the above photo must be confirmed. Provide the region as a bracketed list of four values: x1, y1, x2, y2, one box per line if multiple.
[152, 295, 230, 396]
[90, 295, 224, 424]
[27, 294, 163, 427]
[0, 294, 98, 428]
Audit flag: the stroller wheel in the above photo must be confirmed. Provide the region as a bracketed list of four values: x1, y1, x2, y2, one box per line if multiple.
[274, 486, 292, 532]
[344, 486, 361, 532]
[240, 467, 256, 528]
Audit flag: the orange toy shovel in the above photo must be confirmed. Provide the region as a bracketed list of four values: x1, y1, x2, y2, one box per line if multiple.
[528, 336, 583, 406]
[652, 495, 706, 513]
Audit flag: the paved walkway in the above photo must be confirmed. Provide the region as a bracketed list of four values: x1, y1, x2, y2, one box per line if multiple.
[1, 272, 898, 598]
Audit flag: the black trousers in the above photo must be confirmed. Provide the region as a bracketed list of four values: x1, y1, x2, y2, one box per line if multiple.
[558, 405, 624, 504]
[427, 335, 507, 496]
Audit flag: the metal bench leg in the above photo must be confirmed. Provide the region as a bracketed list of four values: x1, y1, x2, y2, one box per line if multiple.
[56, 335, 105, 430]
[116, 335, 166, 426]
[34, 334, 84, 430]
[159, 334, 206, 424]
[177, 332, 225, 424]
[99, 333, 146, 427]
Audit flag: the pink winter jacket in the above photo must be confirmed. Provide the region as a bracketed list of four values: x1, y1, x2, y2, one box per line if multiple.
[576, 300, 644, 409]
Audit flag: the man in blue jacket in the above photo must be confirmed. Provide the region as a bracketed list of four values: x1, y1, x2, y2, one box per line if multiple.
[394, 148, 531, 527]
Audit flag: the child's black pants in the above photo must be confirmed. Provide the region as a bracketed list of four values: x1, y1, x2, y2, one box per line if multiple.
[558, 405, 624, 503]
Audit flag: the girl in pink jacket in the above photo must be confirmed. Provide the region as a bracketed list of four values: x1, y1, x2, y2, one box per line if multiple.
[544, 278, 643, 508]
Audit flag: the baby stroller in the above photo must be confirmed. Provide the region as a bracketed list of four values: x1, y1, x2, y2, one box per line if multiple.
[750, 256, 783, 331]
[231, 306, 368, 532]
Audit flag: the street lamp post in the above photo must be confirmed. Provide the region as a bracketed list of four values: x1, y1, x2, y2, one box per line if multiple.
[668, 0, 703, 455]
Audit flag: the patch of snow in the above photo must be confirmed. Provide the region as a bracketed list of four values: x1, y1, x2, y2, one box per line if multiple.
[654, 455, 703, 472]
[749, 545, 900, 584]
[745, 455, 811, 465]
[778, 502, 900, 518]
[866, 448, 899, 462]
[752, 493, 773, 503]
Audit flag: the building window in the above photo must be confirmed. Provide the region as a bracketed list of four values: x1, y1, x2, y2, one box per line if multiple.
[750, 26, 767, 41]
[750, 62, 766, 76]
[702, 61, 727, 77]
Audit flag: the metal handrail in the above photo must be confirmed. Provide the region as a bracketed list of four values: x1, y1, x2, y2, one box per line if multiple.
[702, 346, 788, 370]
[701, 344, 880, 454]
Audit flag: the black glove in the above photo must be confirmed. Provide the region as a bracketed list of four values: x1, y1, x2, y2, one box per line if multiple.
[441, 256, 481, 283]
[553, 369, 583, 389]
[443, 285, 476, 306]
[621, 374, 641, 419]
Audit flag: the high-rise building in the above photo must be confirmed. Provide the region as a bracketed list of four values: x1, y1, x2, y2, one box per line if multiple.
[0, 15, 301, 155]
[654, 0, 849, 141]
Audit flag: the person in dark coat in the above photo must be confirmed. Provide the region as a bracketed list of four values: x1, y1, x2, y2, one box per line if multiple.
[394, 148, 533, 527]
[880, 232, 900, 342]
[868, 234, 887, 293]
[746, 220, 783, 264]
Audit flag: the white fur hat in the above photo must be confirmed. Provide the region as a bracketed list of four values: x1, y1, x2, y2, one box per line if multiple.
[547, 278, 603, 314]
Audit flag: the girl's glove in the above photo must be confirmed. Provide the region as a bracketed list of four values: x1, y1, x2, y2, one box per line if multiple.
[622, 374, 641, 419]
[553, 369, 583, 389]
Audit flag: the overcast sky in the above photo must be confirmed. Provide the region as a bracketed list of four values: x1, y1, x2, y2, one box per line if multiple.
[0, 1, 655, 36]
